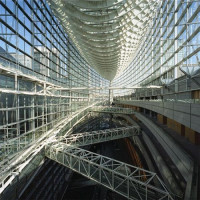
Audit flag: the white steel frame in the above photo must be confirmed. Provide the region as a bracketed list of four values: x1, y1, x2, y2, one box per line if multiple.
[59, 126, 140, 147]
[45, 143, 174, 200]
[0, 102, 103, 194]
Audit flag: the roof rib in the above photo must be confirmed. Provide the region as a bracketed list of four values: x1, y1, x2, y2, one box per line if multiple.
[48, 0, 160, 80]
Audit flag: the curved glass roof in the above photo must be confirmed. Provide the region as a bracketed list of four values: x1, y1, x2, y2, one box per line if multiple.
[48, 0, 160, 80]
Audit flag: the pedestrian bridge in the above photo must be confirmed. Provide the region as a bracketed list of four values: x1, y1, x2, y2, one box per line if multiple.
[45, 143, 174, 200]
[90, 106, 135, 115]
[59, 126, 140, 147]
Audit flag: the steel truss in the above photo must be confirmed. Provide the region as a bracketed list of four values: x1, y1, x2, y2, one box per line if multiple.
[0, 103, 103, 194]
[45, 143, 174, 200]
[90, 106, 135, 115]
[59, 126, 140, 147]
[0, 104, 90, 161]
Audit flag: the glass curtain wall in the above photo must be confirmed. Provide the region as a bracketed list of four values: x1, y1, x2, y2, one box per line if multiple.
[0, 0, 109, 160]
[112, 0, 200, 97]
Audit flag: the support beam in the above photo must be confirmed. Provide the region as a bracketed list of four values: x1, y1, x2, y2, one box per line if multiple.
[45, 143, 174, 200]
[59, 126, 140, 147]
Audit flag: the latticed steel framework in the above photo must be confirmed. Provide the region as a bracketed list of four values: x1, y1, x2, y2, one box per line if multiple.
[48, 0, 161, 80]
[45, 143, 174, 200]
[59, 125, 140, 146]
